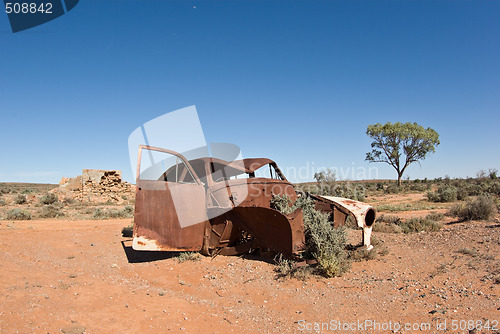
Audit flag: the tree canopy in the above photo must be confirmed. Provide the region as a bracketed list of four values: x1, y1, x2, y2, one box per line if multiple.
[365, 122, 440, 186]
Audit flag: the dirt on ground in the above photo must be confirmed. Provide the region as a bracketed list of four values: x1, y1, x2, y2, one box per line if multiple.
[0, 213, 499, 333]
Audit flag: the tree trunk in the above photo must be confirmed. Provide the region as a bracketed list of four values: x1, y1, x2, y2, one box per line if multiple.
[397, 173, 402, 187]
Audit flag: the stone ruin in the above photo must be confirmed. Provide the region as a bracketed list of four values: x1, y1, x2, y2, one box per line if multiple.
[55, 169, 135, 203]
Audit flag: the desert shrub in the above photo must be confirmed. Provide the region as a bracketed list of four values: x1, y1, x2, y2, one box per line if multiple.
[456, 188, 469, 201]
[297, 184, 320, 194]
[438, 185, 458, 202]
[486, 180, 500, 196]
[293, 196, 350, 277]
[345, 215, 358, 229]
[373, 223, 403, 233]
[376, 182, 384, 191]
[39, 193, 58, 205]
[447, 178, 500, 198]
[0, 198, 6, 206]
[271, 195, 350, 277]
[275, 255, 294, 276]
[14, 194, 27, 204]
[274, 255, 313, 280]
[361, 182, 377, 192]
[349, 248, 377, 262]
[39, 204, 64, 218]
[6, 208, 32, 220]
[375, 213, 442, 234]
[426, 185, 458, 203]
[398, 215, 442, 234]
[330, 183, 365, 201]
[93, 208, 106, 219]
[122, 205, 134, 216]
[384, 185, 400, 194]
[93, 206, 134, 219]
[373, 214, 403, 233]
[426, 191, 438, 202]
[408, 183, 430, 191]
[425, 212, 445, 221]
[449, 194, 497, 221]
[62, 197, 75, 205]
[376, 214, 402, 225]
[121, 222, 134, 237]
[176, 251, 201, 263]
[270, 194, 295, 215]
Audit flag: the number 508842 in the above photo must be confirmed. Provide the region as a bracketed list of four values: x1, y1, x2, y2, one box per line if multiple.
[5, 2, 53, 14]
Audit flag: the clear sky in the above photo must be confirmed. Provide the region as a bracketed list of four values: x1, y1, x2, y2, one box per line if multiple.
[1, 0, 499, 184]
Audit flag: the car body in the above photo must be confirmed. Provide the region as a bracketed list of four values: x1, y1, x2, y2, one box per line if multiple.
[132, 145, 376, 257]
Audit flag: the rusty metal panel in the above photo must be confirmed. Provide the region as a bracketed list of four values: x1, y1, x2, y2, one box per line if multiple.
[133, 180, 208, 251]
[229, 206, 304, 256]
[311, 195, 376, 250]
[317, 196, 376, 228]
[209, 179, 297, 209]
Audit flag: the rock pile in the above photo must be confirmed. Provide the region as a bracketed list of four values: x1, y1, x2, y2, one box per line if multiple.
[56, 169, 135, 203]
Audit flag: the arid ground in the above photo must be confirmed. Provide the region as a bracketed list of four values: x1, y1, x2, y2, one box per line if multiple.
[0, 184, 499, 333]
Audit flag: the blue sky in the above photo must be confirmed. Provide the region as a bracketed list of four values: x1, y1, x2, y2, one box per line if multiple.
[1, 0, 498, 184]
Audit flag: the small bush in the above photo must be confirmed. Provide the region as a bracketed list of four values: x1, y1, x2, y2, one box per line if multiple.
[93, 206, 134, 219]
[426, 185, 458, 202]
[297, 196, 350, 277]
[449, 194, 497, 221]
[425, 212, 445, 221]
[0, 198, 6, 206]
[373, 214, 403, 233]
[39, 193, 58, 205]
[384, 185, 400, 194]
[39, 204, 64, 218]
[7, 208, 32, 220]
[349, 248, 377, 262]
[375, 213, 443, 234]
[405, 183, 429, 192]
[270, 195, 295, 215]
[345, 215, 358, 229]
[438, 185, 457, 202]
[271, 195, 350, 277]
[373, 223, 403, 233]
[330, 183, 365, 201]
[376, 214, 402, 225]
[176, 252, 201, 263]
[14, 194, 27, 204]
[121, 222, 134, 237]
[398, 215, 443, 234]
[62, 197, 75, 205]
[487, 181, 500, 196]
[274, 255, 313, 281]
[275, 255, 294, 276]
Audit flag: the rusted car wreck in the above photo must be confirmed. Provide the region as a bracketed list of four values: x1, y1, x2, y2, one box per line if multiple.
[132, 145, 376, 258]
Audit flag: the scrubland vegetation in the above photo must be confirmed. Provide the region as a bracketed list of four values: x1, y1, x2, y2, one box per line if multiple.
[0, 183, 134, 221]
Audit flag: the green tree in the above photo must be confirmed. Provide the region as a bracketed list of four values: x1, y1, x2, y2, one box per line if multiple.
[365, 122, 440, 186]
